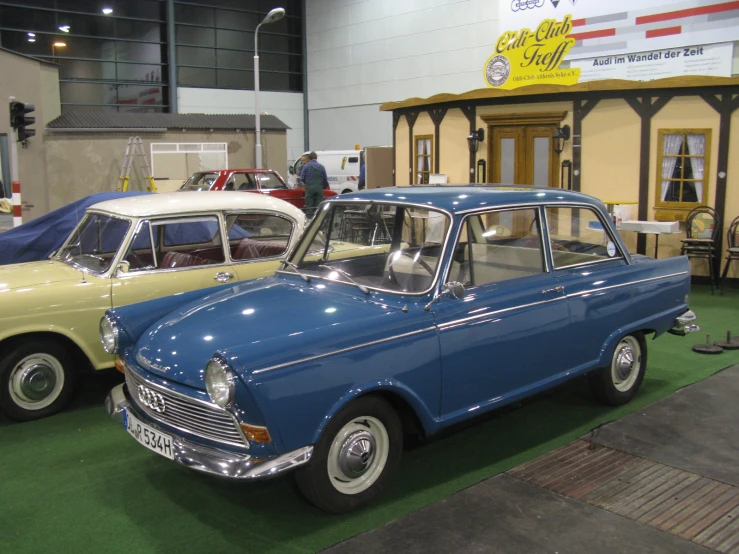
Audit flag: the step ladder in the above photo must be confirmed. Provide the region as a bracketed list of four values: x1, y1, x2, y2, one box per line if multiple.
[118, 136, 157, 192]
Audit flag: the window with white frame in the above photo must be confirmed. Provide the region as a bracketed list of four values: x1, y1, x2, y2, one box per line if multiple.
[414, 135, 433, 185]
[656, 129, 711, 211]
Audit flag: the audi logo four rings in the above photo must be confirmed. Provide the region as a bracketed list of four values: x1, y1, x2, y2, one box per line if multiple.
[511, 0, 544, 11]
[137, 384, 166, 413]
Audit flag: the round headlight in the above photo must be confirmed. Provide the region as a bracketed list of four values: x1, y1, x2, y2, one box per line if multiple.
[205, 358, 235, 408]
[100, 315, 119, 354]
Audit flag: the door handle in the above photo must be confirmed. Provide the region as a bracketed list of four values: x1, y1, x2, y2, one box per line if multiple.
[215, 272, 234, 283]
[541, 285, 564, 295]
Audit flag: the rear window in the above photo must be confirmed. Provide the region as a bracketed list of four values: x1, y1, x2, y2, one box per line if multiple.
[181, 172, 219, 191]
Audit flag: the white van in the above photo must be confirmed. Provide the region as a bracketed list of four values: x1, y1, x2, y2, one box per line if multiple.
[287, 150, 364, 194]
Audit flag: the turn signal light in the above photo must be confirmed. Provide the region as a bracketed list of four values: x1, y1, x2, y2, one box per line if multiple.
[240, 423, 272, 443]
[115, 359, 125, 374]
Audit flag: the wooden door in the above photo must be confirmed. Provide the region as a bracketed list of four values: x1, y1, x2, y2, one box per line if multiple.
[489, 125, 559, 188]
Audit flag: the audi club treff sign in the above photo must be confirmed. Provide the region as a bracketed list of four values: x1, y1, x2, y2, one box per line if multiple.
[483, 14, 580, 89]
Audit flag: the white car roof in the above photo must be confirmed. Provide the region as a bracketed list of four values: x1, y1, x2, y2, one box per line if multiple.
[90, 191, 305, 221]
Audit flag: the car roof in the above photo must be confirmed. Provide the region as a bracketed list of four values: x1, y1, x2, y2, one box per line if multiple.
[197, 168, 278, 173]
[89, 191, 304, 219]
[333, 185, 605, 214]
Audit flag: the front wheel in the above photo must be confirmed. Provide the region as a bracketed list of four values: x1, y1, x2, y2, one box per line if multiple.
[295, 395, 402, 513]
[0, 340, 77, 421]
[589, 332, 647, 406]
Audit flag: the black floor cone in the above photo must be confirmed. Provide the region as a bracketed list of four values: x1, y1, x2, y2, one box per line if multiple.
[693, 334, 724, 354]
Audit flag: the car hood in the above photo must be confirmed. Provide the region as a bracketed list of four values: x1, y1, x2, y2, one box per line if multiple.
[0, 260, 88, 291]
[134, 277, 427, 388]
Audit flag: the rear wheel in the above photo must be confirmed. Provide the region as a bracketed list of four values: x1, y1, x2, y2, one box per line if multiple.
[295, 395, 402, 513]
[0, 339, 77, 421]
[341, 189, 353, 195]
[589, 332, 647, 406]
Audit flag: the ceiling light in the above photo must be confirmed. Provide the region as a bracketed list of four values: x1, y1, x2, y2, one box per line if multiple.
[59, 25, 70, 32]
[27, 32, 35, 37]
[28, 38, 36, 42]
[102, 7, 113, 14]
[53, 41, 67, 47]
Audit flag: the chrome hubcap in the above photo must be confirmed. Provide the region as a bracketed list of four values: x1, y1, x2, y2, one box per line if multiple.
[611, 336, 641, 392]
[18, 363, 58, 400]
[337, 430, 376, 478]
[9, 353, 65, 410]
[614, 346, 635, 381]
[327, 416, 390, 495]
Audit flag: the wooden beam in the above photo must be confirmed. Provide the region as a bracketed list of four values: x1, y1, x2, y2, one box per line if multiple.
[572, 99, 599, 193]
[460, 106, 476, 182]
[429, 108, 448, 174]
[392, 112, 402, 186]
[625, 96, 672, 255]
[700, 93, 739, 273]
[406, 112, 419, 186]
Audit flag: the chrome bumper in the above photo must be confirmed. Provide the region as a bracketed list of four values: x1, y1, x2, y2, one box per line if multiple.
[105, 383, 313, 480]
[668, 309, 700, 336]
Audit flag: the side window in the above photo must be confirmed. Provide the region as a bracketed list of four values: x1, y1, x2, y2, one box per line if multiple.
[227, 213, 293, 261]
[448, 208, 544, 286]
[123, 221, 158, 271]
[154, 216, 225, 268]
[546, 206, 622, 269]
[233, 173, 256, 191]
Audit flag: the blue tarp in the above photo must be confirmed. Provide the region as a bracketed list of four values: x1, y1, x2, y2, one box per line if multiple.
[0, 192, 149, 266]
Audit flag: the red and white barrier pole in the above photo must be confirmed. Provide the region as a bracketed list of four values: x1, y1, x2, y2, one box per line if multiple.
[12, 180, 22, 227]
[8, 118, 22, 227]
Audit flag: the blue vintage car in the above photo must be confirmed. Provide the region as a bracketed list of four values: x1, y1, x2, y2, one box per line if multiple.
[103, 186, 699, 513]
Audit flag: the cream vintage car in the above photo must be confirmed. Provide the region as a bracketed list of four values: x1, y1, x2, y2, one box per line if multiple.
[0, 192, 305, 421]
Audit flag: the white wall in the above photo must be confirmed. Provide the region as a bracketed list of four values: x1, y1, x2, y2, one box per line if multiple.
[309, 103, 393, 150]
[177, 88, 305, 167]
[305, 0, 498, 148]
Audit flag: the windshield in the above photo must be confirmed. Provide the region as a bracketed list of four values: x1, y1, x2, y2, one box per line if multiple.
[287, 202, 451, 295]
[257, 173, 287, 190]
[181, 172, 220, 191]
[57, 213, 131, 273]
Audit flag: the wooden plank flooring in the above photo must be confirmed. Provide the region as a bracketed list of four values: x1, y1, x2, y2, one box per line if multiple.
[508, 440, 739, 553]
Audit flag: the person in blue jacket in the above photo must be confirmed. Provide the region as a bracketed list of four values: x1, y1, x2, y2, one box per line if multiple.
[299, 152, 329, 218]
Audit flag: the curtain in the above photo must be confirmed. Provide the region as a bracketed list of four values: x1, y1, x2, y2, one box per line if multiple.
[686, 134, 705, 202]
[660, 134, 683, 200]
[416, 138, 431, 184]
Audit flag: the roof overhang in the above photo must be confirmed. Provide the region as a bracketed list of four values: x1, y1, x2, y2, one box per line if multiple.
[379, 75, 739, 111]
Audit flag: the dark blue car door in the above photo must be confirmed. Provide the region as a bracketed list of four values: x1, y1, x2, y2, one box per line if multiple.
[430, 207, 572, 426]
[543, 205, 633, 371]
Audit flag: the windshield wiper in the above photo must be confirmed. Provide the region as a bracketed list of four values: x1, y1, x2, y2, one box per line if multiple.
[281, 260, 311, 283]
[318, 264, 370, 295]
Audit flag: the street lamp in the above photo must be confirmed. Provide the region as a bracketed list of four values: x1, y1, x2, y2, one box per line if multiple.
[52, 41, 66, 59]
[254, 7, 285, 169]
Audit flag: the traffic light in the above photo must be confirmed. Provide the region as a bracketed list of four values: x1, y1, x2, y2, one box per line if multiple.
[9, 100, 36, 142]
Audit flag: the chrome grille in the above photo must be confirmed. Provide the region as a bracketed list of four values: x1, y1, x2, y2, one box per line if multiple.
[126, 368, 246, 449]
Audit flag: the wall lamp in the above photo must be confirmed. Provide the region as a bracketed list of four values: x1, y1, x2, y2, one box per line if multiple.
[552, 124, 571, 155]
[467, 128, 485, 154]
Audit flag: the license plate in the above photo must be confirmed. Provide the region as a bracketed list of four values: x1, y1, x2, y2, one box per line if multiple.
[123, 408, 174, 460]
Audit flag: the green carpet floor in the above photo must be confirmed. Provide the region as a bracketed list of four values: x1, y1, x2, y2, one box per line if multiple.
[1, 285, 737, 553]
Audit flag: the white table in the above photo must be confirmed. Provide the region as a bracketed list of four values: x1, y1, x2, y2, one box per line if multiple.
[619, 220, 681, 258]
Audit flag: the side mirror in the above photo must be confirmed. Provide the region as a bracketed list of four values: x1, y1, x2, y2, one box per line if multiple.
[444, 281, 466, 300]
[288, 166, 295, 175]
[115, 261, 131, 276]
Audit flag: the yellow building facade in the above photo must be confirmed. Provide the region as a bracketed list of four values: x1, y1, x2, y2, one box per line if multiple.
[383, 76, 739, 280]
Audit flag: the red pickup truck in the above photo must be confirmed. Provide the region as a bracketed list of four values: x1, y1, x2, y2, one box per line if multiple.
[181, 169, 337, 210]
